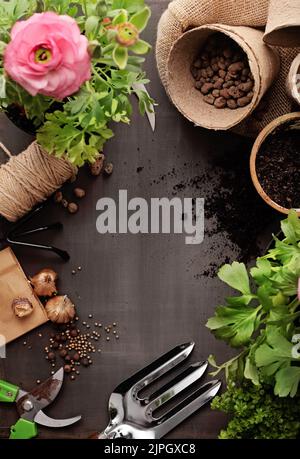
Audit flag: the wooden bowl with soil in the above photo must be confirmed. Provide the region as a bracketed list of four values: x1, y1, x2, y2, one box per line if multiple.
[250, 113, 300, 216]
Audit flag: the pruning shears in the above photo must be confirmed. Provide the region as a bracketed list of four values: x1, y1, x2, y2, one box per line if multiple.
[0, 368, 81, 439]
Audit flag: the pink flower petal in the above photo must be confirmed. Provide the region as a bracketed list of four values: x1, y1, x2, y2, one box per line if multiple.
[4, 12, 91, 99]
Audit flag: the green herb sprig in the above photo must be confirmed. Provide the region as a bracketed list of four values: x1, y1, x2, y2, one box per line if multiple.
[211, 381, 300, 439]
[207, 211, 300, 397]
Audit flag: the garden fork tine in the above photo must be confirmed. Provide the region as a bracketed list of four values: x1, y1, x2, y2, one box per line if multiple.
[96, 343, 221, 439]
[114, 342, 195, 397]
[152, 379, 221, 438]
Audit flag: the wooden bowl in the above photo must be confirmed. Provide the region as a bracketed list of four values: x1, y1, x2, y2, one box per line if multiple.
[250, 112, 300, 216]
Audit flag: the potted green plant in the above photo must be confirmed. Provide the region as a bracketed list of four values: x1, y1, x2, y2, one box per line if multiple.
[0, 0, 153, 166]
[206, 211, 300, 438]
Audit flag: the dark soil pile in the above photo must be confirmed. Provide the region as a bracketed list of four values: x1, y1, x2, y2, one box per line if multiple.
[151, 141, 278, 277]
[256, 127, 300, 209]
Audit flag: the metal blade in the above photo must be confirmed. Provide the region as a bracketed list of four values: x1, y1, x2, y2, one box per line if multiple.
[16, 368, 64, 420]
[154, 380, 221, 439]
[132, 82, 155, 132]
[113, 343, 195, 398]
[34, 410, 81, 428]
[146, 361, 208, 416]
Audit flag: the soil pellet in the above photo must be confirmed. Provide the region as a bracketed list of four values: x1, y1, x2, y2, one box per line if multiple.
[191, 33, 254, 110]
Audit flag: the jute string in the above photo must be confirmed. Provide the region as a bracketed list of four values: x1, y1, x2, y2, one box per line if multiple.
[0, 141, 77, 222]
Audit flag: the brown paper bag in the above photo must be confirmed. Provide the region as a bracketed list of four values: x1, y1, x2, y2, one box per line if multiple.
[0, 247, 48, 344]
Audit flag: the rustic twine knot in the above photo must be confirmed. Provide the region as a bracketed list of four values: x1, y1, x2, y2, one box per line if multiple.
[0, 141, 77, 222]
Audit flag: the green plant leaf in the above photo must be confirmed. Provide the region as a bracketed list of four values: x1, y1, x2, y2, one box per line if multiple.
[85, 15, 99, 39]
[112, 45, 128, 69]
[218, 262, 251, 295]
[281, 210, 300, 244]
[112, 9, 128, 24]
[130, 38, 151, 54]
[129, 6, 151, 32]
[255, 328, 295, 376]
[244, 356, 260, 385]
[0, 75, 6, 99]
[275, 366, 300, 397]
[250, 258, 272, 284]
[206, 303, 262, 347]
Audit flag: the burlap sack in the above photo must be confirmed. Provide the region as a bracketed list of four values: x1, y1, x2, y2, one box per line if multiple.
[156, 0, 300, 136]
[168, 24, 280, 130]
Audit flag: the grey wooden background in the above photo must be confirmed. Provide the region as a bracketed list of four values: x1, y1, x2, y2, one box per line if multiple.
[0, 0, 280, 439]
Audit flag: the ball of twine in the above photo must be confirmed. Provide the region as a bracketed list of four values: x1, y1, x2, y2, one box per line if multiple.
[0, 141, 77, 222]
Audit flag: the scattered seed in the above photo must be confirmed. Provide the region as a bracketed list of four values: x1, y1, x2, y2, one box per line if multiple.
[54, 191, 63, 203]
[36, 380, 41, 384]
[73, 188, 86, 199]
[104, 162, 113, 175]
[68, 202, 78, 214]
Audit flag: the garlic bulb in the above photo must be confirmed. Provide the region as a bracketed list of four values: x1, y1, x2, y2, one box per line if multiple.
[30, 268, 58, 297]
[12, 297, 34, 318]
[45, 295, 75, 324]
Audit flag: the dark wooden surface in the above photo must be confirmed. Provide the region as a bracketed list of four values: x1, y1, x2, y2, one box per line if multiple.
[0, 1, 280, 439]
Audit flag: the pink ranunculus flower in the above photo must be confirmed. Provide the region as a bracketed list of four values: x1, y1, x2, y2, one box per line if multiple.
[4, 12, 91, 100]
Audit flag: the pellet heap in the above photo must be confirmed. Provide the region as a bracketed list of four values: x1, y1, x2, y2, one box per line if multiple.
[191, 33, 254, 110]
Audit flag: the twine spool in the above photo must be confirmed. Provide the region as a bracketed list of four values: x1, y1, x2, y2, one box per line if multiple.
[0, 141, 77, 222]
[167, 24, 280, 131]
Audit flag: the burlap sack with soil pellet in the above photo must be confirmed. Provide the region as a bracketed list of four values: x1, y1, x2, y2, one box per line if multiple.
[156, 0, 300, 137]
[168, 24, 280, 130]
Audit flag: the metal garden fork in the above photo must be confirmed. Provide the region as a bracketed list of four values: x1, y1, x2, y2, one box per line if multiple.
[92, 342, 221, 439]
